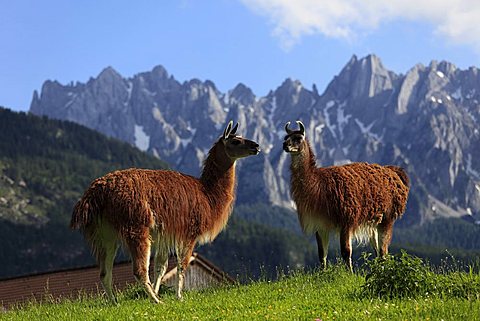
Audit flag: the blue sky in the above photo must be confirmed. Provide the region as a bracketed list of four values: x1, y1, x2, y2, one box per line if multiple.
[2, 0, 480, 111]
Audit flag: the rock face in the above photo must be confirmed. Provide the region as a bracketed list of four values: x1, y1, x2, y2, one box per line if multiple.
[30, 55, 480, 225]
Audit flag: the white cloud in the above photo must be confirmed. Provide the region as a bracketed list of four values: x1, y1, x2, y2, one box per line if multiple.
[240, 0, 480, 51]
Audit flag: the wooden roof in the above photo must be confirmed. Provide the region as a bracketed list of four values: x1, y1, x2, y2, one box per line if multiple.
[0, 253, 234, 308]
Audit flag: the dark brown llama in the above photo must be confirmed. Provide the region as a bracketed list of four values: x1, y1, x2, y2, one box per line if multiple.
[283, 121, 409, 271]
[71, 121, 260, 303]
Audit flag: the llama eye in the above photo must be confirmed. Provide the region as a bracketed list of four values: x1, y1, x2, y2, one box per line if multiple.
[231, 140, 241, 145]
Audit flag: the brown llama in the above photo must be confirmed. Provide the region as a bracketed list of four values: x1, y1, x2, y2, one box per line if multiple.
[283, 121, 409, 271]
[71, 121, 260, 303]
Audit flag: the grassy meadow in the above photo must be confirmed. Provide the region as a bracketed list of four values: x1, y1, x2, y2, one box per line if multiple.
[2, 253, 480, 321]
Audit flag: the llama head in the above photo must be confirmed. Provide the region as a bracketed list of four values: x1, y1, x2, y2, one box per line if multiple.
[283, 120, 306, 154]
[221, 121, 260, 160]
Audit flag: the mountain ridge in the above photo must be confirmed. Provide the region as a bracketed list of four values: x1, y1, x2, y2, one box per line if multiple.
[29, 54, 480, 225]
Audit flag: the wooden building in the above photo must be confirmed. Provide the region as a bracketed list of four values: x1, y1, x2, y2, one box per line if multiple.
[0, 253, 234, 308]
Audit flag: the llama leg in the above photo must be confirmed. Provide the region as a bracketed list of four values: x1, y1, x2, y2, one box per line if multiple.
[175, 241, 195, 300]
[92, 222, 119, 303]
[315, 229, 329, 269]
[378, 221, 394, 257]
[339, 228, 353, 272]
[153, 244, 169, 295]
[98, 242, 119, 303]
[369, 228, 380, 257]
[126, 231, 161, 304]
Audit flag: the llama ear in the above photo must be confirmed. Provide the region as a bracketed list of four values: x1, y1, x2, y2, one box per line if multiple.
[230, 122, 239, 136]
[223, 120, 233, 139]
[285, 122, 293, 135]
[296, 120, 305, 135]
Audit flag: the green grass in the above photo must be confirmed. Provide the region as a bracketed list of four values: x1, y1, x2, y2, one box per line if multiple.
[3, 255, 480, 321]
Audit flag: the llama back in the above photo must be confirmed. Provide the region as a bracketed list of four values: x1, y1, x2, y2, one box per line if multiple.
[384, 165, 410, 219]
[70, 168, 141, 230]
[353, 163, 409, 221]
[70, 178, 106, 230]
[385, 165, 410, 188]
[71, 168, 233, 243]
[325, 163, 396, 222]
[309, 163, 407, 227]
[70, 169, 162, 233]
[321, 163, 408, 241]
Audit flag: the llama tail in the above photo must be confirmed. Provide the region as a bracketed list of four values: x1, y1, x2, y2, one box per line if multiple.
[386, 165, 410, 188]
[70, 183, 104, 230]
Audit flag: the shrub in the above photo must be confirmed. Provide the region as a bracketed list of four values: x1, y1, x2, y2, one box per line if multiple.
[360, 251, 434, 299]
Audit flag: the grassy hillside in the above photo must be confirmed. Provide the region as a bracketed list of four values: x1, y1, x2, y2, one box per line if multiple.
[3, 254, 480, 320]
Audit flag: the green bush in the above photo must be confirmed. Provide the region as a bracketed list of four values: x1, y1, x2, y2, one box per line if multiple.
[360, 251, 480, 300]
[360, 251, 434, 299]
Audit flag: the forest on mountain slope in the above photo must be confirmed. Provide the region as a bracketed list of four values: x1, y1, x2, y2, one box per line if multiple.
[0, 107, 479, 281]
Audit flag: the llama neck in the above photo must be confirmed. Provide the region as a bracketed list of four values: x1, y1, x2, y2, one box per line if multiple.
[200, 141, 236, 216]
[289, 140, 321, 208]
[290, 140, 317, 181]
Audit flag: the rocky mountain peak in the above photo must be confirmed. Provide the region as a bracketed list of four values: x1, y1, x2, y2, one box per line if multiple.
[346, 54, 358, 67]
[437, 61, 457, 76]
[151, 65, 169, 80]
[326, 54, 394, 100]
[96, 66, 123, 82]
[277, 78, 303, 93]
[230, 83, 256, 106]
[341, 54, 384, 74]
